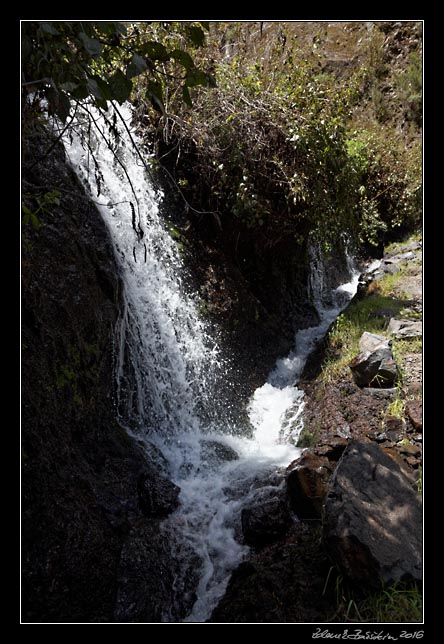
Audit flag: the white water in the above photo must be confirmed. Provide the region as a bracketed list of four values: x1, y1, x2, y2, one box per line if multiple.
[62, 104, 359, 623]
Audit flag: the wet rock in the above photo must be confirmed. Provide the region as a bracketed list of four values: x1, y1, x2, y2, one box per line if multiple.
[115, 523, 179, 622]
[350, 334, 398, 387]
[200, 440, 239, 465]
[323, 440, 422, 587]
[388, 318, 422, 339]
[406, 400, 422, 431]
[210, 522, 335, 623]
[286, 451, 333, 520]
[241, 495, 292, 548]
[137, 470, 180, 518]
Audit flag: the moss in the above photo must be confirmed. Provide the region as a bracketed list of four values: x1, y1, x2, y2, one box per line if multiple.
[297, 424, 319, 448]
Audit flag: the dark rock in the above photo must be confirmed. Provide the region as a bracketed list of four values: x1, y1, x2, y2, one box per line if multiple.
[21, 132, 180, 623]
[384, 415, 405, 434]
[286, 451, 333, 520]
[350, 333, 398, 388]
[350, 337, 398, 387]
[361, 387, 398, 399]
[200, 440, 239, 465]
[114, 523, 180, 622]
[388, 318, 422, 339]
[241, 496, 292, 548]
[397, 442, 422, 458]
[315, 440, 348, 462]
[323, 440, 422, 587]
[210, 522, 335, 623]
[137, 471, 180, 518]
[406, 400, 423, 431]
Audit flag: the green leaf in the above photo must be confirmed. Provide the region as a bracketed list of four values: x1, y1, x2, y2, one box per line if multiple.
[109, 69, 133, 104]
[141, 41, 170, 61]
[94, 76, 113, 101]
[30, 212, 40, 230]
[182, 84, 192, 107]
[22, 203, 33, 217]
[186, 25, 205, 47]
[186, 68, 216, 88]
[56, 92, 72, 124]
[94, 97, 108, 110]
[199, 22, 210, 31]
[96, 21, 127, 37]
[40, 22, 60, 36]
[59, 81, 78, 92]
[70, 82, 89, 100]
[126, 54, 148, 79]
[87, 78, 104, 99]
[79, 32, 104, 57]
[171, 49, 194, 70]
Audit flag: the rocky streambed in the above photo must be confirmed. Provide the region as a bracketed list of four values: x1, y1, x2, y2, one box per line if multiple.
[210, 237, 423, 623]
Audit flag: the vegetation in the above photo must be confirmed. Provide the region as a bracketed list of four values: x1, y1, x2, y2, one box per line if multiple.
[21, 21, 214, 124]
[135, 21, 422, 252]
[22, 21, 422, 255]
[325, 568, 422, 622]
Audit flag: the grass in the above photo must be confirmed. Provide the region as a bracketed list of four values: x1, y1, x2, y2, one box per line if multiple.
[320, 292, 405, 384]
[325, 569, 423, 623]
[320, 237, 422, 387]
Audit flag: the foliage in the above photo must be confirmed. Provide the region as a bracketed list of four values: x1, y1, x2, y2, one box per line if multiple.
[326, 568, 422, 622]
[346, 128, 422, 244]
[143, 28, 364, 248]
[296, 423, 319, 448]
[22, 190, 61, 230]
[395, 52, 422, 126]
[21, 21, 215, 124]
[131, 21, 422, 252]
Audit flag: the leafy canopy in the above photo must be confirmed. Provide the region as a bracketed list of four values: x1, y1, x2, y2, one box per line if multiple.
[21, 21, 216, 122]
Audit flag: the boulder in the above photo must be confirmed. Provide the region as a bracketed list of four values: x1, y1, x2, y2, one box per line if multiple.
[406, 400, 422, 431]
[241, 496, 292, 548]
[286, 451, 333, 520]
[115, 523, 191, 622]
[200, 439, 239, 465]
[359, 332, 389, 353]
[350, 333, 398, 387]
[137, 470, 180, 518]
[388, 318, 422, 339]
[323, 440, 422, 587]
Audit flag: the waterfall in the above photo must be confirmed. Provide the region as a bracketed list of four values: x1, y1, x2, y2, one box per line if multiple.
[63, 103, 360, 623]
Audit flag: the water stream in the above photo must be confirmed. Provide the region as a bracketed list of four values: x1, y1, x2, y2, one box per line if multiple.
[63, 103, 359, 622]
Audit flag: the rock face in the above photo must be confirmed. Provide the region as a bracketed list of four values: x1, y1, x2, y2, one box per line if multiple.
[200, 440, 239, 465]
[209, 522, 335, 623]
[137, 471, 180, 518]
[406, 400, 423, 431]
[241, 496, 292, 548]
[286, 451, 332, 520]
[22, 133, 181, 622]
[349, 333, 398, 387]
[323, 440, 422, 587]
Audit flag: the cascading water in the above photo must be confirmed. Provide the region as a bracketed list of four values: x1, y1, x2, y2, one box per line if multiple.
[63, 103, 360, 623]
